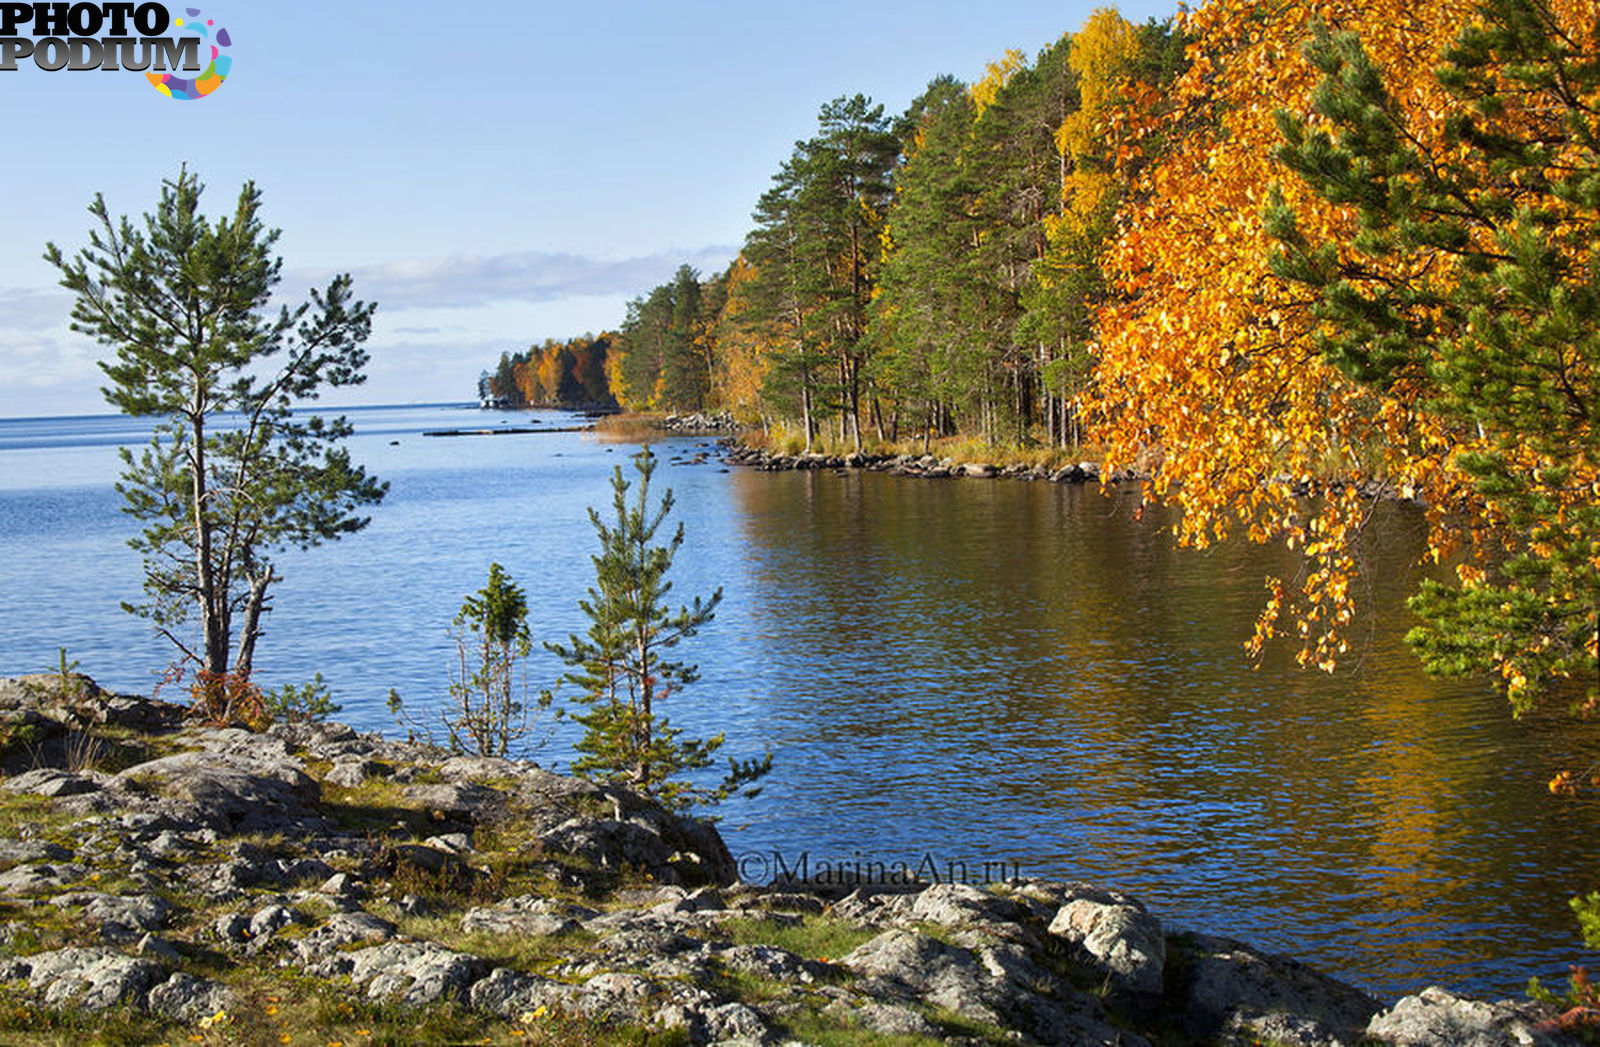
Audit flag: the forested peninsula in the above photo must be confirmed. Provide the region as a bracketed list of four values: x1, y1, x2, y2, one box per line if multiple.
[487, 0, 1598, 745]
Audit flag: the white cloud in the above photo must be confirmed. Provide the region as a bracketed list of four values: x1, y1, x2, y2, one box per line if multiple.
[0, 246, 736, 416]
[290, 246, 738, 312]
[0, 288, 74, 332]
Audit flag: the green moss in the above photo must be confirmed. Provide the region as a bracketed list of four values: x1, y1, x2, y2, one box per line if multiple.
[0, 794, 83, 845]
[716, 914, 876, 964]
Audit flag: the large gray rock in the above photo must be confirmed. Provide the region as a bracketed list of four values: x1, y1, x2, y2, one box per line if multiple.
[3, 768, 110, 798]
[540, 811, 735, 886]
[1367, 986, 1578, 1047]
[116, 750, 321, 832]
[1, 675, 181, 732]
[401, 782, 508, 821]
[147, 972, 236, 1022]
[701, 1001, 769, 1042]
[0, 862, 87, 893]
[841, 928, 1144, 1046]
[52, 892, 173, 939]
[23, 947, 163, 1010]
[719, 943, 823, 984]
[837, 1000, 943, 1039]
[910, 882, 1030, 929]
[308, 941, 485, 1004]
[0, 839, 72, 864]
[292, 910, 398, 960]
[1171, 932, 1381, 1046]
[467, 967, 576, 1017]
[568, 971, 658, 1021]
[1049, 897, 1166, 999]
[461, 894, 593, 937]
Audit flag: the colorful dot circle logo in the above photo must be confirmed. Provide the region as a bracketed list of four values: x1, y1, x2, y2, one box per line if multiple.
[147, 7, 230, 100]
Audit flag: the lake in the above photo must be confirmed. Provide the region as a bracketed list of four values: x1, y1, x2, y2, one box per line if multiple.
[1, 402, 1595, 1000]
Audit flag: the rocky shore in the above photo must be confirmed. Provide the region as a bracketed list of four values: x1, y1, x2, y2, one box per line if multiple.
[0, 673, 1579, 1045]
[718, 442, 1136, 485]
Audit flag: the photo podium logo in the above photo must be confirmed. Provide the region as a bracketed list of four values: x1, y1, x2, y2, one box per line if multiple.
[0, 3, 233, 100]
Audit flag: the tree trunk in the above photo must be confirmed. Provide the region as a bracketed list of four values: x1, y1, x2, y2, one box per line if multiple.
[800, 367, 815, 452]
[190, 404, 227, 676]
[232, 572, 271, 680]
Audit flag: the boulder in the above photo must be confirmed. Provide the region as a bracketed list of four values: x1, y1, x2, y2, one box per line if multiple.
[0, 862, 87, 893]
[841, 927, 1142, 1046]
[911, 882, 1031, 929]
[539, 809, 735, 886]
[467, 967, 575, 1017]
[3, 769, 110, 798]
[1049, 897, 1166, 1000]
[22, 947, 163, 1010]
[401, 782, 507, 822]
[0, 839, 72, 864]
[307, 941, 486, 1005]
[147, 972, 235, 1022]
[1367, 986, 1579, 1047]
[52, 891, 173, 939]
[461, 894, 593, 937]
[1170, 931, 1381, 1046]
[116, 751, 321, 832]
[292, 910, 399, 960]
[568, 971, 658, 1021]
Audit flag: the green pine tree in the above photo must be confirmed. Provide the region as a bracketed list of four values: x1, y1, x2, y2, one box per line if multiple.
[548, 446, 769, 808]
[740, 95, 899, 450]
[873, 76, 980, 452]
[45, 169, 386, 685]
[1267, 2, 1598, 715]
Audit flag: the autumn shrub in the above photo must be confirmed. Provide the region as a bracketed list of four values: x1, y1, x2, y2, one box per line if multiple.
[1528, 893, 1600, 1041]
[189, 668, 270, 731]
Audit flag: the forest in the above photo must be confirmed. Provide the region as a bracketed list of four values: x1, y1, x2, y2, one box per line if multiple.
[483, 0, 1597, 738]
[480, 334, 618, 410]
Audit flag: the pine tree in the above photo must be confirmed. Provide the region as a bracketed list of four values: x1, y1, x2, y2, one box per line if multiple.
[45, 169, 386, 686]
[548, 447, 769, 808]
[873, 76, 980, 450]
[444, 563, 553, 757]
[740, 96, 899, 449]
[1269, 1, 1598, 713]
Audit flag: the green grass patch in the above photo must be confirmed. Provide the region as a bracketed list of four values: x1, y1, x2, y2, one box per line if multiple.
[716, 914, 877, 963]
[775, 1001, 1017, 1047]
[0, 985, 171, 1047]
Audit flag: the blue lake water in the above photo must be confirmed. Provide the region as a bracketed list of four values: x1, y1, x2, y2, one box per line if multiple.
[1, 402, 1596, 1000]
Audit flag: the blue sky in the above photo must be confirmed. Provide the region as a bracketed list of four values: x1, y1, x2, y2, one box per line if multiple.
[1, 0, 1179, 416]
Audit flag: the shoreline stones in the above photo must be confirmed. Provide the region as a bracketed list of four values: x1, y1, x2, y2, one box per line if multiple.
[0, 675, 1583, 1045]
[719, 440, 1138, 485]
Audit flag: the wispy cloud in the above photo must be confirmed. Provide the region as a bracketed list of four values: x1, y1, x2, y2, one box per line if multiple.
[290, 246, 738, 312]
[0, 246, 737, 415]
[0, 288, 74, 332]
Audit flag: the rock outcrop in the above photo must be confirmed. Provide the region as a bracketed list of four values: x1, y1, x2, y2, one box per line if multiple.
[0, 675, 1583, 1045]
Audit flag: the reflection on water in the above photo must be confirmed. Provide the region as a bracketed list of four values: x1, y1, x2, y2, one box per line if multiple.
[714, 469, 1600, 999]
[0, 405, 1596, 999]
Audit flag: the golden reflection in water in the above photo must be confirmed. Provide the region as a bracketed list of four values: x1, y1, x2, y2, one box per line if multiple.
[721, 465, 1600, 997]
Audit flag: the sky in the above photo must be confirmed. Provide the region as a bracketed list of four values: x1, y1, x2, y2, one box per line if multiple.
[1, 0, 1180, 417]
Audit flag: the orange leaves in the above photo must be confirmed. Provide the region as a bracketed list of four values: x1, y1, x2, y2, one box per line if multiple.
[1090, 0, 1479, 669]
